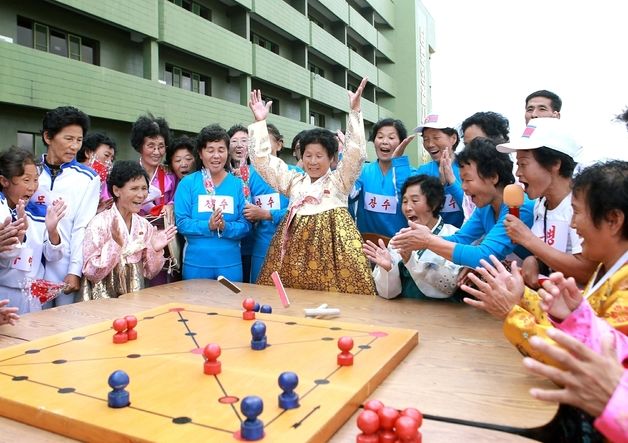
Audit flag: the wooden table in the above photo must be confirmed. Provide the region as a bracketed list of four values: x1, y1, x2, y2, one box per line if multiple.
[0, 279, 556, 441]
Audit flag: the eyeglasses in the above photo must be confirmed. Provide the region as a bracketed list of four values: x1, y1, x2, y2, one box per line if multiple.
[229, 138, 248, 146]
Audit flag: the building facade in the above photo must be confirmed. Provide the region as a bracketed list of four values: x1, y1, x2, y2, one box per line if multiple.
[0, 0, 435, 164]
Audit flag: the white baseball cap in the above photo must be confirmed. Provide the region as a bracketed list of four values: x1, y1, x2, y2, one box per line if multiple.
[414, 114, 457, 134]
[496, 118, 582, 159]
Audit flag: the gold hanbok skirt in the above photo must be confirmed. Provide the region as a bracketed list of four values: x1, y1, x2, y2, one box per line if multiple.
[257, 207, 376, 295]
[77, 262, 145, 301]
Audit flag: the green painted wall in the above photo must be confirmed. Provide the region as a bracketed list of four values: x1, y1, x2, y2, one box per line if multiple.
[252, 45, 310, 98]
[310, 22, 349, 68]
[53, 0, 159, 38]
[160, 0, 252, 74]
[252, 0, 308, 43]
[0, 42, 313, 159]
[0, 0, 434, 165]
[3, 0, 145, 77]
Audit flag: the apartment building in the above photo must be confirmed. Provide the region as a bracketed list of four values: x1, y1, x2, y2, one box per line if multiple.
[0, 0, 435, 163]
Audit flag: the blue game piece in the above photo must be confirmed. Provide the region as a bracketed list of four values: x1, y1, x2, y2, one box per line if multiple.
[240, 395, 264, 441]
[260, 304, 272, 314]
[278, 371, 300, 410]
[108, 370, 130, 408]
[253, 302, 260, 312]
[250, 321, 267, 351]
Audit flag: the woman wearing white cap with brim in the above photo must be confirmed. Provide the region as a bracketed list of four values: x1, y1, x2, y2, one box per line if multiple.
[496, 117, 597, 289]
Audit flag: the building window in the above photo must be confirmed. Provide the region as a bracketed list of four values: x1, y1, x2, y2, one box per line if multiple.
[17, 132, 35, 153]
[310, 111, 325, 127]
[261, 94, 280, 115]
[252, 33, 279, 54]
[17, 132, 46, 156]
[168, 0, 212, 21]
[165, 64, 211, 96]
[17, 20, 33, 48]
[309, 16, 325, 29]
[49, 29, 67, 57]
[16, 17, 99, 65]
[309, 63, 325, 78]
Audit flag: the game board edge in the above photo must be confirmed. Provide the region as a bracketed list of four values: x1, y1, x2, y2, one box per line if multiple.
[307, 329, 419, 442]
[0, 395, 152, 443]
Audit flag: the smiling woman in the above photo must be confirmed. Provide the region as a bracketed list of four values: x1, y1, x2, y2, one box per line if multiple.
[352, 118, 409, 238]
[174, 124, 252, 282]
[247, 80, 377, 295]
[80, 161, 176, 300]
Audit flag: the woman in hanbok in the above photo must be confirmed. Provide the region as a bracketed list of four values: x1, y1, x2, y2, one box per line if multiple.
[81, 161, 177, 299]
[131, 114, 177, 285]
[248, 78, 376, 295]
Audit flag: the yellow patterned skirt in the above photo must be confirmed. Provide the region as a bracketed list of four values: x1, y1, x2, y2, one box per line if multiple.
[256, 207, 376, 295]
[77, 262, 145, 301]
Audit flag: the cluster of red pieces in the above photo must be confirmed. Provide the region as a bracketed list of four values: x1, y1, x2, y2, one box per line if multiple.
[29, 279, 65, 303]
[112, 316, 138, 344]
[357, 399, 423, 443]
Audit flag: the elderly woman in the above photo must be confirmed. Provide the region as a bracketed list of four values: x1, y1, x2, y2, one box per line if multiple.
[80, 161, 176, 300]
[364, 174, 462, 300]
[166, 135, 196, 186]
[174, 124, 251, 282]
[130, 114, 177, 285]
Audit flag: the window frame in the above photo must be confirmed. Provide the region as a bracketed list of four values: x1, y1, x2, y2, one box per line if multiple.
[33, 22, 48, 52]
[68, 34, 81, 61]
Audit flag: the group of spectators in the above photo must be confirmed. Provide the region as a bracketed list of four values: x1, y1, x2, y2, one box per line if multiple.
[0, 80, 625, 442]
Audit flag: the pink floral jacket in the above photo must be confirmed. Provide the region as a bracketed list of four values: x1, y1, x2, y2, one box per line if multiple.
[83, 205, 165, 283]
[551, 300, 628, 442]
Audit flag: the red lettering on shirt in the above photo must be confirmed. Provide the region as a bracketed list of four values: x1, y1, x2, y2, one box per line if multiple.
[545, 224, 556, 246]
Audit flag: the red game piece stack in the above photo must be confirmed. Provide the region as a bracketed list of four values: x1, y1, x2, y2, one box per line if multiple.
[337, 336, 354, 366]
[112, 316, 139, 344]
[125, 315, 138, 340]
[356, 400, 423, 443]
[242, 298, 256, 320]
[203, 343, 222, 375]
[112, 318, 129, 344]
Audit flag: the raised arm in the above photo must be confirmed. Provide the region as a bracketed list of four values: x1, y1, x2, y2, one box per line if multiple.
[334, 77, 368, 194]
[247, 90, 300, 195]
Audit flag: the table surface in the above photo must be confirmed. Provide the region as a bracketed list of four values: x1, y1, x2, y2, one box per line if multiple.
[0, 279, 556, 441]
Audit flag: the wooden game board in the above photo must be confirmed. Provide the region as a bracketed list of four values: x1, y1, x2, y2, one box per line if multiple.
[0, 303, 418, 442]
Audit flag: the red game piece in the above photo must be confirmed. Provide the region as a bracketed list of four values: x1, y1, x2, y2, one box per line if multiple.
[125, 315, 138, 340]
[401, 408, 423, 428]
[112, 318, 128, 344]
[364, 399, 385, 413]
[203, 343, 222, 375]
[377, 406, 399, 443]
[356, 409, 380, 443]
[394, 415, 420, 443]
[337, 336, 354, 366]
[242, 298, 256, 320]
